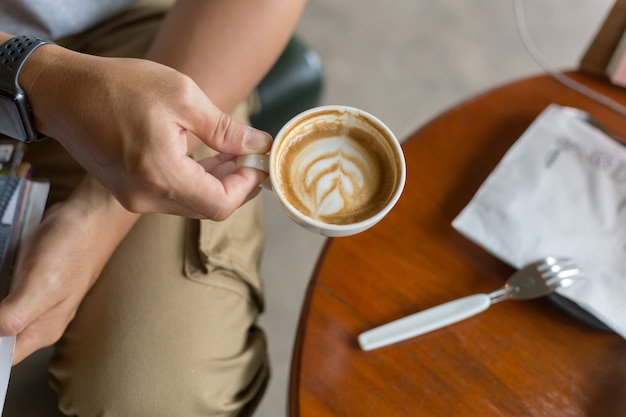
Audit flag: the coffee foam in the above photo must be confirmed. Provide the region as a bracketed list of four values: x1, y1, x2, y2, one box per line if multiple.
[276, 122, 399, 225]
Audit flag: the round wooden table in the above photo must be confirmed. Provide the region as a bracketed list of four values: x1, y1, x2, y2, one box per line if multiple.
[289, 72, 626, 417]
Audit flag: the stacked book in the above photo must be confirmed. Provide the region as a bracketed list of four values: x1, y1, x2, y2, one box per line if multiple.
[0, 139, 49, 413]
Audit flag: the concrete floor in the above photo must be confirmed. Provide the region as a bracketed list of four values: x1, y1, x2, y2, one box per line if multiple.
[2, 0, 614, 416]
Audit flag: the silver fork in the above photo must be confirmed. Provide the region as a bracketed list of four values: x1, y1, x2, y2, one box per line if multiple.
[358, 256, 582, 351]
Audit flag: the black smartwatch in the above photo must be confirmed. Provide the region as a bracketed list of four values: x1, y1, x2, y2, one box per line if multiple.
[0, 35, 55, 142]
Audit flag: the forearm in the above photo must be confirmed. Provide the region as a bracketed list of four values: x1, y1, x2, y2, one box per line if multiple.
[64, 176, 140, 277]
[147, 0, 307, 113]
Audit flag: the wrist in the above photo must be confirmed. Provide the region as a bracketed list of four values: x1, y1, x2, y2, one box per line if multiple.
[72, 176, 139, 219]
[56, 176, 140, 252]
[15, 39, 67, 137]
[15, 39, 60, 97]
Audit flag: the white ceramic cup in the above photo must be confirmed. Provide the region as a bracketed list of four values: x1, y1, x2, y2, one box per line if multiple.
[238, 105, 406, 237]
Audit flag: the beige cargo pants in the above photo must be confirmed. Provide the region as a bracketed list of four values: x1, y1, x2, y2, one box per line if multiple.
[22, 1, 269, 416]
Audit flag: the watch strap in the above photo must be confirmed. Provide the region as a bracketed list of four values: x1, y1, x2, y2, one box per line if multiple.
[0, 35, 55, 141]
[0, 35, 54, 93]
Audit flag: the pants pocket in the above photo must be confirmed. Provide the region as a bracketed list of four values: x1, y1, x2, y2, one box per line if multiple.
[183, 195, 266, 312]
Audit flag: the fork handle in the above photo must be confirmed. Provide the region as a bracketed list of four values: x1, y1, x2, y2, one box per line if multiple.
[358, 294, 491, 351]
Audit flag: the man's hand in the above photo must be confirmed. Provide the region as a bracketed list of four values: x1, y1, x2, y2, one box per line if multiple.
[0, 178, 129, 364]
[21, 45, 272, 220]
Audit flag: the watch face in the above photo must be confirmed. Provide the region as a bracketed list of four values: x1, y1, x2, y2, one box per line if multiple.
[0, 95, 27, 141]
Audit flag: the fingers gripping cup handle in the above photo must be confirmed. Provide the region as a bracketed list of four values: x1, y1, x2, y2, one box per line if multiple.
[237, 154, 272, 190]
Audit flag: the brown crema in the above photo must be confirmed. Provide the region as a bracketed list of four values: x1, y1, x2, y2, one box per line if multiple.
[274, 112, 401, 225]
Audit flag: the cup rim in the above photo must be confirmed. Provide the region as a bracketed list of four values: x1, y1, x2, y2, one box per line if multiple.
[269, 105, 407, 232]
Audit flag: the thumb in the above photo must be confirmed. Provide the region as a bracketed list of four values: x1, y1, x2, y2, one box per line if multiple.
[191, 100, 272, 155]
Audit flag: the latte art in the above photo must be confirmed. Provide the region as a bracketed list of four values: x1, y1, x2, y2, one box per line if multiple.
[299, 135, 378, 217]
[277, 126, 398, 225]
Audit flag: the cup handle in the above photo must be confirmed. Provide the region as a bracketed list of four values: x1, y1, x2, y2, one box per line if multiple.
[236, 154, 272, 190]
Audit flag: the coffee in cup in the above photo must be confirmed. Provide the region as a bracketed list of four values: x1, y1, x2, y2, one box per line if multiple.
[238, 105, 406, 237]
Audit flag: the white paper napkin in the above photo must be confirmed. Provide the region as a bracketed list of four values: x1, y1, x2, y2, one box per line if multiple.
[452, 104, 626, 339]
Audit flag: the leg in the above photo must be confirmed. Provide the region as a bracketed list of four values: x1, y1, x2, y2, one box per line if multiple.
[49, 198, 268, 417]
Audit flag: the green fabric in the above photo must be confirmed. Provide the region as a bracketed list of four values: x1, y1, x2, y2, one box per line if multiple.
[250, 37, 324, 136]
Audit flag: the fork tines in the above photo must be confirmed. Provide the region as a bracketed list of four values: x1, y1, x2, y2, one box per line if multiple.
[537, 256, 582, 288]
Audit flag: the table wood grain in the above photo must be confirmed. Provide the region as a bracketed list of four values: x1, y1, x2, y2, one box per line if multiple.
[289, 72, 626, 417]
